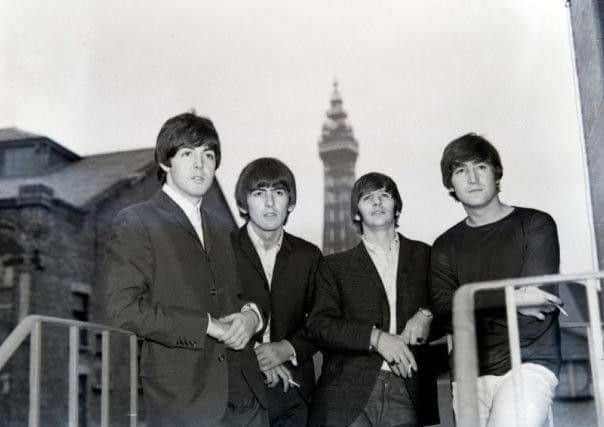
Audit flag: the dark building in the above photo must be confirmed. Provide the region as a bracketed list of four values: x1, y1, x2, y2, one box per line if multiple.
[318, 82, 360, 255]
[0, 128, 235, 427]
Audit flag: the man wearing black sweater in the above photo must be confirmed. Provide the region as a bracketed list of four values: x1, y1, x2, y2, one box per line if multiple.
[430, 133, 562, 427]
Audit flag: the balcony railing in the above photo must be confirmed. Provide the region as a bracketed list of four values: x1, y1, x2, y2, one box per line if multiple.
[0, 315, 138, 427]
[452, 271, 604, 427]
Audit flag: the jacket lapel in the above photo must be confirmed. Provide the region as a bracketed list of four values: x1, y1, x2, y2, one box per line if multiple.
[271, 232, 292, 291]
[153, 191, 203, 247]
[396, 233, 413, 330]
[236, 226, 269, 288]
[353, 243, 390, 327]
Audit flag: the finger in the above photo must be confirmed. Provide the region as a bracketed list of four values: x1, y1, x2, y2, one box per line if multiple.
[402, 346, 417, 372]
[391, 364, 403, 377]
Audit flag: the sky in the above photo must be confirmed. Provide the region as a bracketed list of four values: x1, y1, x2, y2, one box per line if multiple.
[1, 1, 597, 273]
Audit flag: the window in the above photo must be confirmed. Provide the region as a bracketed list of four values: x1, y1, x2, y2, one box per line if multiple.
[72, 291, 90, 351]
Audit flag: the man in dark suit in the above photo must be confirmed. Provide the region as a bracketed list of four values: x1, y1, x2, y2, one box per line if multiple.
[306, 172, 438, 427]
[231, 157, 321, 426]
[103, 113, 268, 427]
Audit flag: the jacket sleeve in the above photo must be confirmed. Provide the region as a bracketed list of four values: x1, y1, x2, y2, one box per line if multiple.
[306, 257, 374, 353]
[286, 247, 321, 364]
[103, 209, 208, 349]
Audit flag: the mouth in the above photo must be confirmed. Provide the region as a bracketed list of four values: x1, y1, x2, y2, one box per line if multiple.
[263, 212, 278, 218]
[191, 176, 205, 183]
[371, 210, 385, 215]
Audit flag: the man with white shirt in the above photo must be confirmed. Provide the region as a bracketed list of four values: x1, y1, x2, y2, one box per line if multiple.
[306, 172, 438, 427]
[103, 113, 268, 427]
[231, 157, 321, 427]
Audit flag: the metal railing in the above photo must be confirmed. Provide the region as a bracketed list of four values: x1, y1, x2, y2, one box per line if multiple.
[453, 271, 604, 427]
[0, 315, 138, 427]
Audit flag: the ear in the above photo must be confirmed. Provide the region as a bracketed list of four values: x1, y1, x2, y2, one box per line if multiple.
[354, 214, 361, 222]
[159, 163, 170, 173]
[395, 211, 401, 218]
[238, 207, 248, 216]
[287, 205, 295, 213]
[447, 188, 455, 194]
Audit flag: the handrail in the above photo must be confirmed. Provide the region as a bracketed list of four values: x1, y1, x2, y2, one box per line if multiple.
[0, 314, 138, 427]
[453, 271, 604, 427]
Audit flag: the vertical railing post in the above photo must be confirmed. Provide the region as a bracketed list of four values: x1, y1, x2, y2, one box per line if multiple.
[68, 326, 80, 427]
[29, 320, 41, 427]
[101, 331, 110, 427]
[452, 286, 480, 427]
[505, 285, 526, 427]
[585, 278, 604, 426]
[129, 335, 138, 427]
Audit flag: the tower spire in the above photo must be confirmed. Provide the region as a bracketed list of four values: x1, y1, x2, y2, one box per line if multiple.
[318, 82, 360, 254]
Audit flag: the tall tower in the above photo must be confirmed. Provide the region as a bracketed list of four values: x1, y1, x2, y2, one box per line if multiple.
[318, 82, 360, 255]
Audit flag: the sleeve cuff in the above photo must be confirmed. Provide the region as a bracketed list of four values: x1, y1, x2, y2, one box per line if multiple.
[241, 302, 263, 333]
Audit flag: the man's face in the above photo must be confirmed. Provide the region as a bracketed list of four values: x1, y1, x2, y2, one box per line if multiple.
[245, 186, 292, 233]
[449, 160, 498, 208]
[160, 143, 216, 204]
[357, 187, 397, 232]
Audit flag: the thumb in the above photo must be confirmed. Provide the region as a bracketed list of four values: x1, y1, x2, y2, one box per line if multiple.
[220, 313, 238, 323]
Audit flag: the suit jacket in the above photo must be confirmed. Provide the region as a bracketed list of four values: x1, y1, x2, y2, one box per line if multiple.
[103, 191, 266, 427]
[231, 227, 321, 403]
[306, 234, 438, 427]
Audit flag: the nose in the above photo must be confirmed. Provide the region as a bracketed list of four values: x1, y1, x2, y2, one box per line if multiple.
[467, 166, 478, 184]
[264, 191, 275, 207]
[193, 152, 204, 169]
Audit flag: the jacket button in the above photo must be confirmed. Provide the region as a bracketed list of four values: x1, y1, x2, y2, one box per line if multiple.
[218, 354, 225, 362]
[210, 288, 218, 296]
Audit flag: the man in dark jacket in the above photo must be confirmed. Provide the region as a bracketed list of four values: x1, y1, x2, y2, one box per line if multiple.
[307, 172, 438, 427]
[103, 113, 267, 427]
[232, 157, 321, 426]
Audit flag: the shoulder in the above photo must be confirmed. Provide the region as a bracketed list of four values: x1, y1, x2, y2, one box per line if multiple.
[433, 219, 466, 250]
[513, 206, 556, 226]
[284, 232, 322, 257]
[399, 233, 430, 251]
[321, 245, 358, 271]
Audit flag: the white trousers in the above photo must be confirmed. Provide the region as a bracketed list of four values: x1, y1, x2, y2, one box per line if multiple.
[452, 363, 558, 427]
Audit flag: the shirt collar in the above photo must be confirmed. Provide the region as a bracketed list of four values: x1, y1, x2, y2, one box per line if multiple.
[162, 184, 202, 215]
[246, 222, 283, 252]
[362, 232, 399, 254]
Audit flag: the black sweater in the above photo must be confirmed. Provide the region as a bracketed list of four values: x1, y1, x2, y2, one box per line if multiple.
[430, 207, 561, 376]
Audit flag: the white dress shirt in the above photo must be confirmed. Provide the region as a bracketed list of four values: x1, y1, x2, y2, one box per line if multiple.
[162, 184, 262, 336]
[247, 223, 282, 344]
[362, 233, 400, 371]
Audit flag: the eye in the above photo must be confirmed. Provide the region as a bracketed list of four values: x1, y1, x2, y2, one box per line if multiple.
[180, 149, 192, 157]
[204, 151, 216, 161]
[251, 190, 264, 198]
[477, 163, 488, 170]
[453, 167, 465, 175]
[380, 192, 393, 200]
[275, 189, 287, 197]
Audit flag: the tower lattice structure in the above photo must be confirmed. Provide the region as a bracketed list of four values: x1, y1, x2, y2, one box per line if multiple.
[318, 82, 360, 255]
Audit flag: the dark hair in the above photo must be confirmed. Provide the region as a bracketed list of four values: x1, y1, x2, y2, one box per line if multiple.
[440, 133, 503, 200]
[350, 172, 402, 234]
[155, 113, 221, 183]
[235, 157, 297, 223]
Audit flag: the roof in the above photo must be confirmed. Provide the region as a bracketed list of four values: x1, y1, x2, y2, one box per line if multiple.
[0, 148, 155, 207]
[0, 127, 80, 161]
[0, 127, 43, 141]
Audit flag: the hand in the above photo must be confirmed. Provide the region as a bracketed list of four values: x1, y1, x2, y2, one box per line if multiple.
[255, 340, 295, 371]
[218, 311, 258, 350]
[207, 316, 229, 340]
[515, 287, 561, 320]
[401, 311, 432, 345]
[372, 330, 417, 378]
[262, 364, 293, 392]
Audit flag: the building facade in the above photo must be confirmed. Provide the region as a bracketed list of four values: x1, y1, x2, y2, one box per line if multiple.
[318, 82, 360, 255]
[0, 128, 235, 427]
